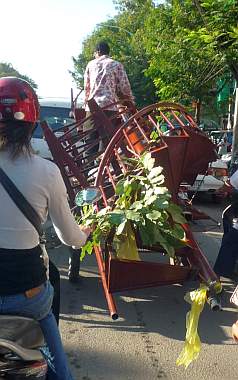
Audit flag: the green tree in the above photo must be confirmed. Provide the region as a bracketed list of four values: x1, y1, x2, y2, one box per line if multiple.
[71, 0, 238, 120]
[190, 0, 238, 81]
[71, 0, 157, 108]
[142, 0, 237, 121]
[0, 62, 37, 89]
[145, 3, 221, 98]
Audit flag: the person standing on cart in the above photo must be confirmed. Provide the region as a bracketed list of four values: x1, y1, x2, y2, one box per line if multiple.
[83, 41, 135, 155]
[68, 42, 135, 283]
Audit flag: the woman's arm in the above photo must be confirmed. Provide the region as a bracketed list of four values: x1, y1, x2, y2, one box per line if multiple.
[48, 167, 90, 248]
[232, 320, 238, 342]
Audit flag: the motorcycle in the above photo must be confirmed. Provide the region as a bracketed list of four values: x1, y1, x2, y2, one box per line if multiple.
[0, 256, 59, 379]
[0, 188, 100, 379]
[0, 315, 47, 379]
[0, 262, 61, 380]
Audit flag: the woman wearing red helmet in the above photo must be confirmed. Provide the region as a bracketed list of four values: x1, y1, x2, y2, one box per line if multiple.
[0, 77, 91, 380]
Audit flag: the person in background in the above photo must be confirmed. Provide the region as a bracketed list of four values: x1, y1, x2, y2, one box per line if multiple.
[83, 41, 135, 155]
[213, 168, 238, 280]
[0, 76, 91, 380]
[217, 136, 230, 157]
[230, 284, 238, 341]
[232, 319, 238, 341]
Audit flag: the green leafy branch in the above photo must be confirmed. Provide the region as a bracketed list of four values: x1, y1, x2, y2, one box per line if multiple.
[77, 152, 188, 261]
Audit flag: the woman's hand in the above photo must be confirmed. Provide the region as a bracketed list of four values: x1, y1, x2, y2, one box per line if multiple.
[232, 320, 238, 342]
[80, 225, 92, 238]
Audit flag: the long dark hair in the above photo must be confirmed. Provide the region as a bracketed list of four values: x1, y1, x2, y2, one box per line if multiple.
[0, 121, 35, 158]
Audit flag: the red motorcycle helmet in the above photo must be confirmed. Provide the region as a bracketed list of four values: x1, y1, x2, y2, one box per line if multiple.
[0, 77, 39, 123]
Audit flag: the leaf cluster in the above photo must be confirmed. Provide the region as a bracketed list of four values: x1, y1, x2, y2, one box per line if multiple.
[78, 152, 187, 260]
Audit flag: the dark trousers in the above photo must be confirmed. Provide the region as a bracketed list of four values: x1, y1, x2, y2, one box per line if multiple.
[213, 228, 238, 278]
[222, 203, 238, 235]
[213, 200, 238, 278]
[84, 129, 100, 158]
[223, 205, 232, 235]
[49, 260, 60, 325]
[84, 110, 120, 157]
[68, 247, 81, 281]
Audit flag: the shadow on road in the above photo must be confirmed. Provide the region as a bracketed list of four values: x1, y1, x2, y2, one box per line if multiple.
[56, 259, 237, 346]
[48, 195, 236, 349]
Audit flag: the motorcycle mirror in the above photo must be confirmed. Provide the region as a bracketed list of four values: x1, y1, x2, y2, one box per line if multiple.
[75, 187, 102, 206]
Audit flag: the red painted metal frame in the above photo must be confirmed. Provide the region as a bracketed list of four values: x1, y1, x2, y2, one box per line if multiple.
[41, 121, 88, 205]
[42, 100, 219, 319]
[42, 99, 137, 318]
[93, 102, 219, 316]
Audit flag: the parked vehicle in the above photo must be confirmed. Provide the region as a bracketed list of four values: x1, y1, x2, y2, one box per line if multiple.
[209, 130, 233, 151]
[221, 152, 232, 168]
[186, 158, 229, 201]
[0, 316, 47, 379]
[31, 98, 74, 160]
[199, 119, 220, 132]
[185, 129, 232, 201]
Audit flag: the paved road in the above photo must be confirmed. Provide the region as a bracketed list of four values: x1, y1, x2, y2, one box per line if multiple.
[49, 197, 238, 380]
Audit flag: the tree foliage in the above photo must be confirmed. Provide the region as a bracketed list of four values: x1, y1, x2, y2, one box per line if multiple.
[71, 0, 238, 114]
[143, 0, 237, 107]
[0, 62, 37, 89]
[190, 0, 238, 81]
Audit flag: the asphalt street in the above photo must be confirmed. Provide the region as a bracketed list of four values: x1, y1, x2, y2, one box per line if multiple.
[48, 196, 238, 380]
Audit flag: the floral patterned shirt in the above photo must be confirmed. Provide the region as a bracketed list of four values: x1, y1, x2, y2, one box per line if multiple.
[84, 55, 134, 111]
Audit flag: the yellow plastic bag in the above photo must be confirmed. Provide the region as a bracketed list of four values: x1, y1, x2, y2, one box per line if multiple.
[115, 221, 141, 261]
[176, 285, 208, 369]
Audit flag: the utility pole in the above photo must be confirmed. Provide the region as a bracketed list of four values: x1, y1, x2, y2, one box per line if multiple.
[227, 98, 232, 130]
[232, 85, 238, 163]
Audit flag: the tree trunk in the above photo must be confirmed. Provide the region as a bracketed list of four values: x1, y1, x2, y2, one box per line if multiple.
[194, 99, 201, 125]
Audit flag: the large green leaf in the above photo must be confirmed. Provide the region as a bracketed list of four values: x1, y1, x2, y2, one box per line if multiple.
[139, 223, 156, 245]
[125, 210, 141, 222]
[147, 166, 163, 179]
[171, 223, 186, 240]
[116, 221, 127, 235]
[154, 198, 169, 209]
[115, 180, 125, 195]
[154, 186, 168, 195]
[130, 201, 144, 210]
[146, 210, 162, 221]
[81, 240, 94, 260]
[96, 207, 110, 217]
[142, 153, 155, 171]
[152, 229, 175, 257]
[107, 211, 126, 225]
[160, 241, 175, 257]
[144, 188, 154, 199]
[144, 194, 157, 206]
[167, 204, 187, 224]
[150, 175, 165, 185]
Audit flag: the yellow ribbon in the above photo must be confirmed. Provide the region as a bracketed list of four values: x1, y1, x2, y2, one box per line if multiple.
[176, 285, 208, 369]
